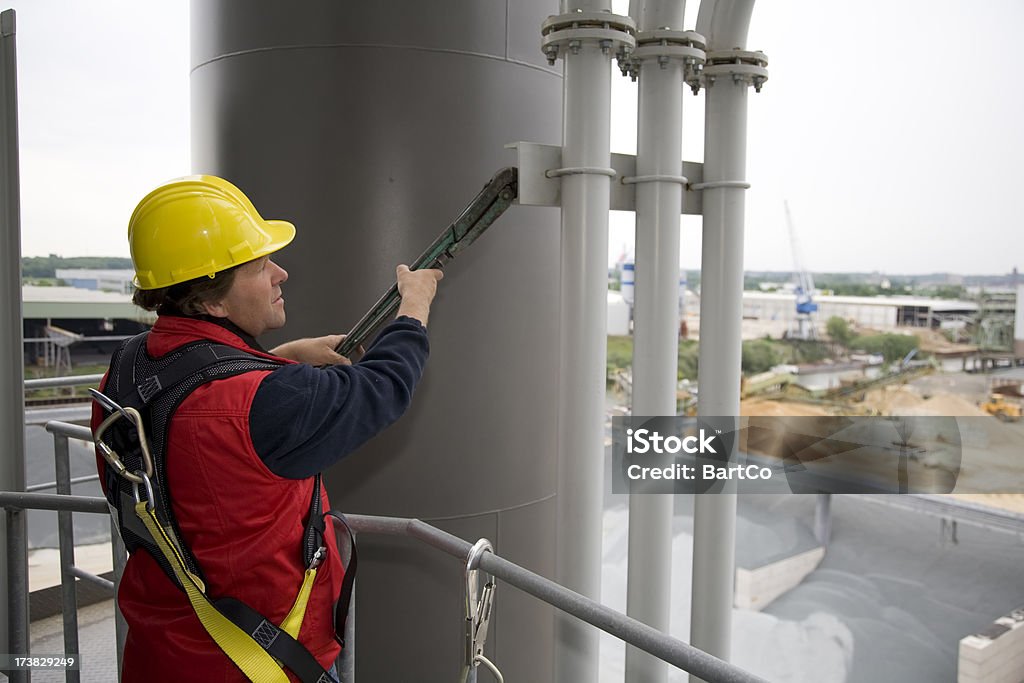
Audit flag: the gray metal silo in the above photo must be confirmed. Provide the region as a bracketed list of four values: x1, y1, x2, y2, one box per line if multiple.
[190, 1, 562, 680]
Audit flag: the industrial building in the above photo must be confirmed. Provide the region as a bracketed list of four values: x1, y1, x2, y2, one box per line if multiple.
[52, 270, 135, 296]
[741, 292, 979, 331]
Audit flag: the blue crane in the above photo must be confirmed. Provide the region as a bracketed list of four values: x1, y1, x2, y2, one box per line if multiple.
[785, 200, 818, 339]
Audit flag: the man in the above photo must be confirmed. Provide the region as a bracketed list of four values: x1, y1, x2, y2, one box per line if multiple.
[92, 174, 442, 682]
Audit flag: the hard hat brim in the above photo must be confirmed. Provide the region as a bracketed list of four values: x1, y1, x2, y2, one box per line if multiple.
[133, 218, 296, 290]
[260, 219, 297, 259]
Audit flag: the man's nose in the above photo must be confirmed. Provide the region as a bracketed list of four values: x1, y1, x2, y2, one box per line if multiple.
[271, 259, 288, 284]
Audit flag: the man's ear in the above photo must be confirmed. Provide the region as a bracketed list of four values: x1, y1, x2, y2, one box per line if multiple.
[201, 299, 230, 318]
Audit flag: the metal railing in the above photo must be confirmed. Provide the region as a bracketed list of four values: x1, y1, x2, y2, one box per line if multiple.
[3, 418, 769, 683]
[0, 420, 127, 683]
[24, 375, 105, 391]
[346, 515, 768, 683]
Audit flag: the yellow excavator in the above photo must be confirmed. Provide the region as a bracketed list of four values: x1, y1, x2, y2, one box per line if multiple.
[981, 394, 1022, 422]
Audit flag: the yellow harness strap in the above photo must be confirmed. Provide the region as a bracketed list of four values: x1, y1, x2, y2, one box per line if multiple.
[280, 568, 317, 639]
[136, 501, 317, 682]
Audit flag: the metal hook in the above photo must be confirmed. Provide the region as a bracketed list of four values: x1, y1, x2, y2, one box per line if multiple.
[92, 403, 155, 484]
[88, 387, 131, 420]
[462, 538, 501, 682]
[131, 471, 156, 512]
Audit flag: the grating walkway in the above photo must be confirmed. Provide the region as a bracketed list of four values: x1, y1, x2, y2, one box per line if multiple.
[26, 599, 118, 683]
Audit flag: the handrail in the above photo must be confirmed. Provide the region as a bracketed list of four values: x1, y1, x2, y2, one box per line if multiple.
[44, 422, 94, 441]
[0, 491, 107, 513]
[24, 374, 104, 390]
[345, 514, 768, 683]
[26, 474, 99, 494]
[5, 421, 768, 683]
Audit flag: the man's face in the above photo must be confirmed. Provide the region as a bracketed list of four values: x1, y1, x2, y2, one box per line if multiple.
[203, 255, 288, 337]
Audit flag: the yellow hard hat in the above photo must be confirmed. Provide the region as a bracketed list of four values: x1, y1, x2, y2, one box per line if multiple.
[128, 175, 296, 290]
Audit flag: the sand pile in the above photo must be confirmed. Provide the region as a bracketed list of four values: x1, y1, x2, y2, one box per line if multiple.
[862, 386, 988, 416]
[862, 386, 925, 415]
[741, 399, 831, 417]
[914, 393, 989, 417]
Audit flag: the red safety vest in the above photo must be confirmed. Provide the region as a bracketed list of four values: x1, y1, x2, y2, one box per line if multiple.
[93, 316, 344, 682]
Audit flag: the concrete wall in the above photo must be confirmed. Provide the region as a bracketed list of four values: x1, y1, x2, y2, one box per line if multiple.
[958, 606, 1024, 683]
[734, 546, 825, 611]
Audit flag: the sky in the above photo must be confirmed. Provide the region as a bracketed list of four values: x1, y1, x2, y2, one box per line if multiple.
[8, 0, 1024, 276]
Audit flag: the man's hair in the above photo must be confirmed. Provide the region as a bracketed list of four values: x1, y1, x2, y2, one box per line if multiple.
[132, 266, 241, 315]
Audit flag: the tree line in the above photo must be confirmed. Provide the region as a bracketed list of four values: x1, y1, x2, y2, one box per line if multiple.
[22, 255, 133, 279]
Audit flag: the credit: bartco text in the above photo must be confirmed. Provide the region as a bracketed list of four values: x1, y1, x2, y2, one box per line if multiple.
[627, 463, 773, 481]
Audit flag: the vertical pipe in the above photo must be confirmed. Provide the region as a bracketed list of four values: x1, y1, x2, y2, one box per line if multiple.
[0, 8, 24, 666]
[556, 2, 614, 681]
[627, 1, 685, 682]
[691, 1, 757, 680]
[54, 434, 81, 683]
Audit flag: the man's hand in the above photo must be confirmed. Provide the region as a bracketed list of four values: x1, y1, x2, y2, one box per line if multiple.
[270, 335, 362, 365]
[396, 264, 444, 327]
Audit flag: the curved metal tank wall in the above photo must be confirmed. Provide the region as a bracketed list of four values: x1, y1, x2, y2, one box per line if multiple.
[190, 2, 562, 680]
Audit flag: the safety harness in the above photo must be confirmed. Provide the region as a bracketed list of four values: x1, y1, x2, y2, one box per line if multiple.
[91, 332, 356, 683]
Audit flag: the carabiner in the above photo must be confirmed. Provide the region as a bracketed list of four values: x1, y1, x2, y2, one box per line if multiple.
[462, 538, 502, 682]
[90, 392, 155, 484]
[131, 471, 156, 512]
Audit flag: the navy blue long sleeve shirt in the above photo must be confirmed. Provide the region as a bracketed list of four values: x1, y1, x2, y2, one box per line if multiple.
[249, 316, 429, 479]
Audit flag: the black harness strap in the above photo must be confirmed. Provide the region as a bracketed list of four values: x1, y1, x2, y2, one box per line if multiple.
[325, 510, 358, 649]
[214, 598, 337, 683]
[132, 342, 273, 405]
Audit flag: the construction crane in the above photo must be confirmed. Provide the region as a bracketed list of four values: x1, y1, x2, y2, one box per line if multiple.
[785, 200, 818, 340]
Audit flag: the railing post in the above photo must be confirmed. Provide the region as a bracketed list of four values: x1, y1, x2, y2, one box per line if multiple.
[54, 432, 81, 683]
[339, 588, 355, 683]
[111, 517, 127, 681]
[6, 506, 30, 683]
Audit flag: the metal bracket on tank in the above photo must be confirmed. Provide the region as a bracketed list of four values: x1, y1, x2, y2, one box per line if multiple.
[506, 141, 705, 216]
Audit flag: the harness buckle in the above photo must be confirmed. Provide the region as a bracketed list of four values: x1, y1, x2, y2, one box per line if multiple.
[137, 375, 163, 404]
[308, 546, 327, 570]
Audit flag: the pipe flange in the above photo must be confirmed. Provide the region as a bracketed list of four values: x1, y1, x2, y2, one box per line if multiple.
[541, 10, 637, 66]
[627, 29, 707, 82]
[700, 49, 769, 92]
[638, 29, 706, 50]
[705, 49, 768, 67]
[621, 29, 707, 88]
[632, 44, 705, 64]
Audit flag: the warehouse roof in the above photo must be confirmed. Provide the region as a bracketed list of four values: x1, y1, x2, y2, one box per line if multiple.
[742, 291, 978, 311]
[22, 285, 155, 321]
